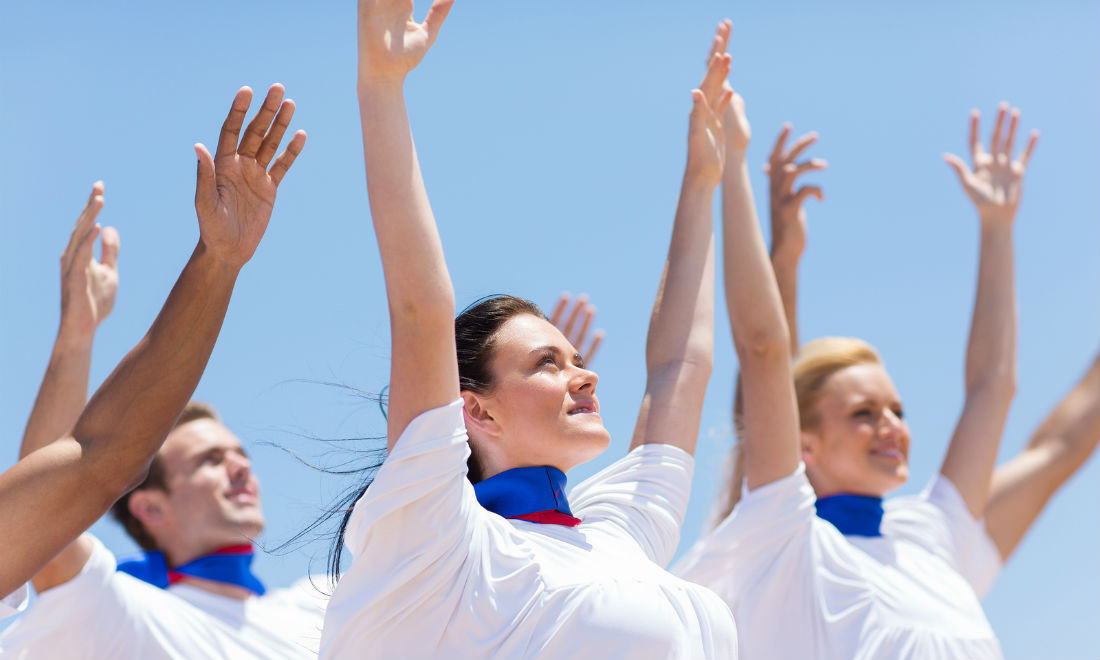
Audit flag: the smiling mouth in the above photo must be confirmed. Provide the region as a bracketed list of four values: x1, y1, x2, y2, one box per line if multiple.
[871, 448, 905, 461]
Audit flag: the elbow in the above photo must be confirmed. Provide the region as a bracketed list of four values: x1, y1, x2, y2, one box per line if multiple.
[734, 325, 791, 365]
[966, 366, 1017, 407]
[389, 288, 455, 329]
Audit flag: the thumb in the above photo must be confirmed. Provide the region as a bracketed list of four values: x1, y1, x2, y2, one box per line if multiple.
[942, 152, 971, 186]
[423, 0, 455, 46]
[100, 226, 120, 270]
[194, 143, 217, 216]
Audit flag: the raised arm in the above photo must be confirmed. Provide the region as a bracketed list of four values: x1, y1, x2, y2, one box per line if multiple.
[712, 21, 801, 488]
[940, 103, 1037, 517]
[20, 183, 119, 464]
[628, 52, 729, 454]
[765, 124, 825, 352]
[0, 85, 305, 598]
[357, 0, 457, 448]
[984, 353, 1099, 560]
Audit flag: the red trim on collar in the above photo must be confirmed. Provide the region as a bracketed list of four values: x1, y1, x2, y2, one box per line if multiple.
[508, 509, 582, 527]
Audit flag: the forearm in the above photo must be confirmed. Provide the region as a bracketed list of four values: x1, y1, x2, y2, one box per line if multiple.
[942, 219, 1018, 515]
[644, 175, 716, 373]
[358, 82, 455, 322]
[358, 80, 459, 446]
[770, 249, 801, 352]
[74, 243, 239, 490]
[721, 155, 800, 487]
[630, 175, 715, 453]
[964, 221, 1017, 399]
[722, 158, 790, 359]
[20, 330, 95, 459]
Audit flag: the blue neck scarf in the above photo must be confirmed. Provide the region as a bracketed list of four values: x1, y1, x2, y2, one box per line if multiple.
[117, 545, 266, 595]
[473, 466, 580, 526]
[815, 494, 884, 537]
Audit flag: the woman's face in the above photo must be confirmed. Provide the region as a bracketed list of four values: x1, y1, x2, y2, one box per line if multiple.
[464, 313, 610, 478]
[801, 363, 910, 498]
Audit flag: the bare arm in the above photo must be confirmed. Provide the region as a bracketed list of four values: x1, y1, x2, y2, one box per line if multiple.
[357, 0, 457, 449]
[629, 56, 730, 454]
[1, 85, 306, 597]
[711, 21, 801, 489]
[940, 104, 1038, 517]
[20, 184, 119, 463]
[764, 125, 825, 353]
[18, 184, 119, 592]
[984, 354, 1099, 560]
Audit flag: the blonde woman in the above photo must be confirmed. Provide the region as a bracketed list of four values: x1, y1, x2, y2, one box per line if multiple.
[673, 20, 1034, 660]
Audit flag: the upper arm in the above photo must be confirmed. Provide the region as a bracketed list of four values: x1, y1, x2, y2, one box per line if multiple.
[738, 340, 802, 491]
[0, 440, 116, 599]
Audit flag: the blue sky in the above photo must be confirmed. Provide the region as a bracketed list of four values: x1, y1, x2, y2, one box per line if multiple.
[2, 2, 1097, 657]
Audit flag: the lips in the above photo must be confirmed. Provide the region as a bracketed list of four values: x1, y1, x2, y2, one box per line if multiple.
[870, 445, 906, 462]
[567, 399, 600, 416]
[226, 487, 259, 504]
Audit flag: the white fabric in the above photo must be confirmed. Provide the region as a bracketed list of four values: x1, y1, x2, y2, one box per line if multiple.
[0, 536, 327, 660]
[673, 465, 1003, 660]
[320, 399, 738, 660]
[0, 585, 27, 619]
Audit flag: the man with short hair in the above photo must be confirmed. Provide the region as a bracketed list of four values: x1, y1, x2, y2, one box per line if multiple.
[1, 84, 325, 660]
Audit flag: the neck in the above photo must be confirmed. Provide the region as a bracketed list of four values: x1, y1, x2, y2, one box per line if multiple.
[172, 575, 252, 601]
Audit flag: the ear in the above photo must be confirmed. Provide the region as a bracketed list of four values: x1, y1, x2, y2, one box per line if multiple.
[800, 429, 818, 466]
[128, 489, 170, 529]
[461, 390, 502, 439]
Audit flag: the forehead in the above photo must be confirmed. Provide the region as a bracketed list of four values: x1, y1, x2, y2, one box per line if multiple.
[492, 313, 576, 357]
[160, 418, 244, 464]
[820, 363, 901, 404]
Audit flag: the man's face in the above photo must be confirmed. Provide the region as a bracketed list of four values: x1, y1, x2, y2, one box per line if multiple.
[151, 418, 264, 560]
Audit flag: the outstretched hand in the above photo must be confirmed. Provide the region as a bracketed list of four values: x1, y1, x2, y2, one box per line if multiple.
[194, 84, 306, 269]
[358, 0, 454, 83]
[705, 20, 750, 153]
[766, 124, 826, 260]
[687, 50, 733, 184]
[59, 182, 119, 340]
[550, 293, 604, 366]
[944, 102, 1038, 224]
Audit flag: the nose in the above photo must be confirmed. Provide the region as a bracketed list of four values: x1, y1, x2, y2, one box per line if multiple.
[227, 451, 252, 483]
[878, 409, 904, 439]
[571, 364, 599, 393]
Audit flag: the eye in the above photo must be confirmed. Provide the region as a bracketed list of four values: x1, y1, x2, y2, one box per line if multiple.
[200, 452, 223, 466]
[852, 408, 873, 420]
[892, 407, 905, 420]
[536, 354, 558, 369]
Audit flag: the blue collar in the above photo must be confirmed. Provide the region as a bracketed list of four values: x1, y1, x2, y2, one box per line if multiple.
[116, 545, 266, 595]
[815, 494, 884, 537]
[474, 465, 575, 520]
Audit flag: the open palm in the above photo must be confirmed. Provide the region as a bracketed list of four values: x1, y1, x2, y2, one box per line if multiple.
[195, 84, 306, 268]
[944, 103, 1038, 223]
[60, 182, 119, 337]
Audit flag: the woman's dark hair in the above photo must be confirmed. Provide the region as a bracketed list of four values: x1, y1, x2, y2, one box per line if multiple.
[323, 294, 545, 587]
[455, 295, 546, 482]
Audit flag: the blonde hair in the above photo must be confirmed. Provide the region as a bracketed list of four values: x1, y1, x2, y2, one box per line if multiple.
[708, 338, 882, 530]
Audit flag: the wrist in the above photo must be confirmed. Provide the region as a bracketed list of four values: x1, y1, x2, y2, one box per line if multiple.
[357, 75, 406, 98]
[681, 168, 721, 193]
[192, 241, 246, 281]
[979, 208, 1016, 227]
[770, 243, 803, 267]
[53, 322, 96, 353]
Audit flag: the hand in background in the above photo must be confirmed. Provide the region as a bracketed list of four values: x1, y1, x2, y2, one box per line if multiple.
[765, 125, 826, 261]
[550, 293, 604, 366]
[59, 182, 119, 342]
[944, 102, 1038, 224]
